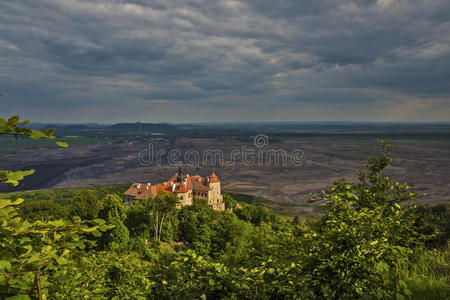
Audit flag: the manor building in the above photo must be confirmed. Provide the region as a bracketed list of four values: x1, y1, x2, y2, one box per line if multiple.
[124, 167, 225, 211]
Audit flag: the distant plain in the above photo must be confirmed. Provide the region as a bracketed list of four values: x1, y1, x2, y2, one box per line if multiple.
[1, 122, 449, 214]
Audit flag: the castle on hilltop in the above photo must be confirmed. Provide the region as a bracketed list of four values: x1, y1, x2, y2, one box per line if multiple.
[124, 167, 225, 211]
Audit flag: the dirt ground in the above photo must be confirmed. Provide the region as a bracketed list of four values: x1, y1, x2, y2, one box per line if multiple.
[1, 137, 449, 206]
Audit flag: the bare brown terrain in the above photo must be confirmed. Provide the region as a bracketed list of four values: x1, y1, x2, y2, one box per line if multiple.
[1, 137, 449, 209]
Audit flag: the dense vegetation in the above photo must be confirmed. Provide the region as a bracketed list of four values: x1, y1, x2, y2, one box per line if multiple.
[1, 116, 449, 299]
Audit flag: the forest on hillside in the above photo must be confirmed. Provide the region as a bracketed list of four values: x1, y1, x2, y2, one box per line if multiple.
[1, 116, 449, 299]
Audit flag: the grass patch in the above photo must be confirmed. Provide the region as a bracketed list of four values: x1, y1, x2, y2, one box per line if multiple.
[400, 248, 450, 299]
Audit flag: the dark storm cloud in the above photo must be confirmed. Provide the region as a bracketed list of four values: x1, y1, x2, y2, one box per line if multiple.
[0, 0, 449, 122]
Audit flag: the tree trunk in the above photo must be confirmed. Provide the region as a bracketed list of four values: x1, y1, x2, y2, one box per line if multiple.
[36, 265, 42, 300]
[154, 210, 159, 240]
[159, 213, 166, 241]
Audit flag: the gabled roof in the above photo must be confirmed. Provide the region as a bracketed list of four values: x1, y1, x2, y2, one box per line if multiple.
[191, 175, 210, 190]
[124, 183, 154, 199]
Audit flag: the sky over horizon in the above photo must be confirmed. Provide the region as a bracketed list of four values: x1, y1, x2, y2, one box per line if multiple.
[1, 0, 450, 123]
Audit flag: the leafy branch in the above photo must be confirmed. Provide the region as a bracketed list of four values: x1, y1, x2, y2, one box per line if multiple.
[0, 115, 67, 186]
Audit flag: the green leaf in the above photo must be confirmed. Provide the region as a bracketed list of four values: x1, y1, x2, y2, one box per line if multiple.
[42, 128, 55, 135]
[91, 230, 102, 237]
[11, 198, 24, 205]
[55, 256, 68, 265]
[48, 220, 65, 227]
[55, 141, 69, 148]
[0, 260, 11, 271]
[376, 261, 389, 273]
[82, 226, 98, 233]
[7, 116, 20, 126]
[26, 252, 41, 264]
[2, 169, 35, 186]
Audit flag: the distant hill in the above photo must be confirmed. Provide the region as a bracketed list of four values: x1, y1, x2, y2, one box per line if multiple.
[59, 125, 92, 130]
[107, 123, 174, 132]
[28, 123, 105, 130]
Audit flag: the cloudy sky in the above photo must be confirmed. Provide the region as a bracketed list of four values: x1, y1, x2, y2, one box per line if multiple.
[1, 0, 449, 123]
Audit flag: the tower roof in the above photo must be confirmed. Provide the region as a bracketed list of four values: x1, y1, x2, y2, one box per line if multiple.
[209, 172, 220, 183]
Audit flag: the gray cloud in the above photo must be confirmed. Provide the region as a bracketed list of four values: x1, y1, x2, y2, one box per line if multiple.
[0, 0, 449, 122]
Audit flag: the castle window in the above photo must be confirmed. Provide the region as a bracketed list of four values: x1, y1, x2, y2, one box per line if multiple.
[180, 196, 183, 200]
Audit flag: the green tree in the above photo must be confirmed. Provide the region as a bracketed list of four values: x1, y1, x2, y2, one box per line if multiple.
[0, 198, 111, 299]
[303, 141, 433, 298]
[70, 190, 101, 220]
[125, 203, 152, 238]
[350, 140, 415, 209]
[223, 194, 237, 210]
[18, 199, 68, 222]
[146, 193, 179, 241]
[107, 217, 130, 251]
[97, 194, 130, 251]
[235, 204, 274, 225]
[178, 203, 215, 255]
[98, 194, 127, 221]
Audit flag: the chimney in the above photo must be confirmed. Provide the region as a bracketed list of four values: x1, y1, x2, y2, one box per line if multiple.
[137, 183, 141, 189]
[172, 183, 176, 192]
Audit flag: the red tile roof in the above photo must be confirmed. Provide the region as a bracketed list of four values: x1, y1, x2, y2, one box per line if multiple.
[209, 172, 219, 183]
[124, 183, 154, 199]
[125, 172, 219, 199]
[172, 175, 192, 193]
[191, 175, 210, 190]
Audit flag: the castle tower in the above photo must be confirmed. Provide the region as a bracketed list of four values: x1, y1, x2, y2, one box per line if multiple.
[207, 172, 224, 210]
